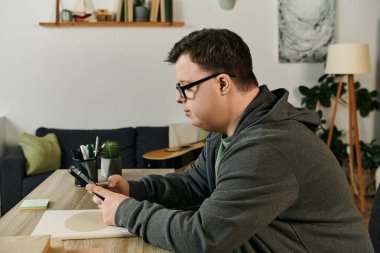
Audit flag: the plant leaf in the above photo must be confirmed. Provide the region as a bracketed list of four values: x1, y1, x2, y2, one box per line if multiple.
[299, 86, 311, 96]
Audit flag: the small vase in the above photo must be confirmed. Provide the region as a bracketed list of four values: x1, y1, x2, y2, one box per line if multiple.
[134, 6, 149, 21]
[218, 0, 236, 10]
[101, 157, 122, 178]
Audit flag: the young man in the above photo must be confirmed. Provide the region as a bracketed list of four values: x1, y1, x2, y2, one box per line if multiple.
[87, 29, 374, 252]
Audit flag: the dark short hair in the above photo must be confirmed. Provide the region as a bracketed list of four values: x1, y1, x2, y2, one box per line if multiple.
[166, 28, 258, 91]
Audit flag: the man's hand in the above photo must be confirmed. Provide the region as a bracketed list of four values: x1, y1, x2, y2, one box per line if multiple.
[97, 175, 130, 196]
[86, 183, 128, 226]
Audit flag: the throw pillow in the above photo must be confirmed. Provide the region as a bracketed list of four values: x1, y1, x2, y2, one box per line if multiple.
[19, 133, 61, 175]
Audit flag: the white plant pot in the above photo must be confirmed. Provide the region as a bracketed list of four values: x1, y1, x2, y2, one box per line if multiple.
[101, 157, 122, 178]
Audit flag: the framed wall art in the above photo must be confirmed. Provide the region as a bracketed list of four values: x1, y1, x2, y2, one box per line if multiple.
[278, 0, 336, 63]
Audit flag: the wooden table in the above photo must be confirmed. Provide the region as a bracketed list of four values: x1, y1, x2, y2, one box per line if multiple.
[0, 169, 174, 253]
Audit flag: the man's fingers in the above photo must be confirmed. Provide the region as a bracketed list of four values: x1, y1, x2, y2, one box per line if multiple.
[85, 183, 96, 192]
[93, 194, 103, 205]
[107, 175, 120, 187]
[97, 182, 110, 189]
[86, 184, 106, 199]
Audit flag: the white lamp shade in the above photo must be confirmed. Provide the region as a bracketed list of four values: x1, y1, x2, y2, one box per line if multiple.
[325, 44, 371, 74]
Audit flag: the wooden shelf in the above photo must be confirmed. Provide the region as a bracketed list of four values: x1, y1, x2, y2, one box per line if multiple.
[39, 21, 184, 27]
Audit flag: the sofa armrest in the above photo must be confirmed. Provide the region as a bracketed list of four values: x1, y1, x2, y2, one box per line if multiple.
[0, 146, 26, 214]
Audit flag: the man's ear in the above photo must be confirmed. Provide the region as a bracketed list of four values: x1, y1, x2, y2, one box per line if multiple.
[218, 74, 232, 95]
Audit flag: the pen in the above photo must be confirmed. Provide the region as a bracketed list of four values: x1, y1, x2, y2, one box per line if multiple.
[77, 148, 84, 160]
[95, 143, 105, 158]
[80, 145, 89, 160]
[87, 144, 95, 158]
[94, 136, 99, 156]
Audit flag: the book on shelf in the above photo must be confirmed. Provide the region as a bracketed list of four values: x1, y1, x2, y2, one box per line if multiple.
[123, 0, 128, 22]
[116, 0, 124, 21]
[159, 0, 172, 22]
[165, 0, 172, 22]
[160, 0, 166, 22]
[120, 1, 125, 22]
[150, 0, 160, 22]
[127, 0, 134, 22]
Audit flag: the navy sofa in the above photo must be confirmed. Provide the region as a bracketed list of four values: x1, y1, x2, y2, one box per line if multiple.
[0, 126, 168, 214]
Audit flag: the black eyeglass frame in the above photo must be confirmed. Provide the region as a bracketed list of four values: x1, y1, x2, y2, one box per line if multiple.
[176, 73, 236, 98]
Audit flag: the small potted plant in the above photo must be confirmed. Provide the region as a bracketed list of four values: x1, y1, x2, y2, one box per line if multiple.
[100, 140, 122, 178]
[134, 0, 149, 21]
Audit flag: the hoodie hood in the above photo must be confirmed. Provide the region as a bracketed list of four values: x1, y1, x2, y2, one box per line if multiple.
[235, 85, 320, 135]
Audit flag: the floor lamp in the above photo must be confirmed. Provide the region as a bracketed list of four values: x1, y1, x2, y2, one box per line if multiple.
[325, 44, 371, 213]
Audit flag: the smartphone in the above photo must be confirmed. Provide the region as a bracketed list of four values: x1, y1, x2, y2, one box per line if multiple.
[68, 166, 105, 201]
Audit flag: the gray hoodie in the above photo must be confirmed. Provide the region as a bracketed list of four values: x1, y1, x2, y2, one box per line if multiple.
[116, 85, 374, 253]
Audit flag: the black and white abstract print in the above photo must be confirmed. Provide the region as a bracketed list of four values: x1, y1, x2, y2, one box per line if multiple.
[278, 0, 336, 63]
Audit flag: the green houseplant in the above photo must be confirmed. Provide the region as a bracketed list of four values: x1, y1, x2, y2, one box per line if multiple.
[298, 74, 380, 193]
[100, 140, 120, 159]
[100, 140, 122, 178]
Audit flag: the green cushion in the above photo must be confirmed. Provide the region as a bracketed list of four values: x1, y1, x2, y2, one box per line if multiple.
[19, 133, 61, 175]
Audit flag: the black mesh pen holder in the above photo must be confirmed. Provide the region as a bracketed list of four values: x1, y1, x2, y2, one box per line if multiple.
[72, 157, 98, 187]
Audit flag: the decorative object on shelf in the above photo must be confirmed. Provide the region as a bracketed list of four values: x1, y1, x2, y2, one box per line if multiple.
[61, 9, 73, 22]
[95, 9, 113, 21]
[100, 140, 122, 178]
[73, 0, 94, 22]
[218, 0, 236, 10]
[135, 0, 149, 21]
[278, 0, 336, 63]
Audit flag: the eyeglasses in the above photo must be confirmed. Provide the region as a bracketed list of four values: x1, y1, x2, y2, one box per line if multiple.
[176, 73, 236, 99]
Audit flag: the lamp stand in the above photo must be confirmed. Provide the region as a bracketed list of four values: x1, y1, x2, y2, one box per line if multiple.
[327, 74, 366, 213]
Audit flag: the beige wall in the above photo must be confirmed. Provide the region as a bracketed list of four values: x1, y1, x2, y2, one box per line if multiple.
[0, 0, 379, 149]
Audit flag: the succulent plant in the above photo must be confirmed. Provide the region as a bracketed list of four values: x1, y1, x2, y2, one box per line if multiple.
[100, 140, 120, 159]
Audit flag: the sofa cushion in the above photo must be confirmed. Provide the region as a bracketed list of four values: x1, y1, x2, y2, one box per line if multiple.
[135, 126, 168, 168]
[36, 127, 136, 169]
[19, 133, 61, 175]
